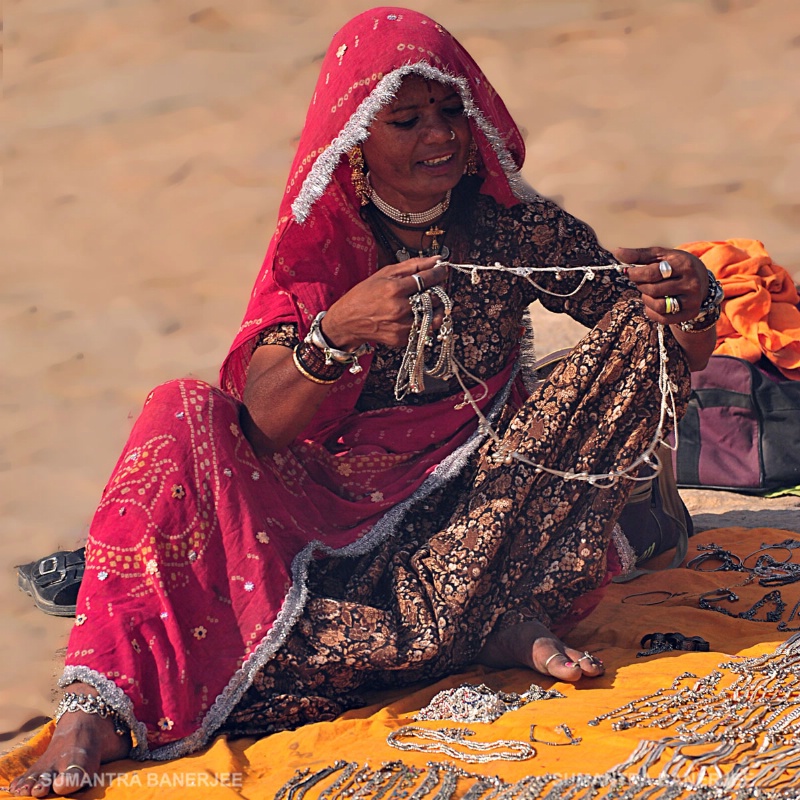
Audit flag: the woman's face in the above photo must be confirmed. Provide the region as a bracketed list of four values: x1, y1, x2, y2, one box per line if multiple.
[362, 76, 471, 212]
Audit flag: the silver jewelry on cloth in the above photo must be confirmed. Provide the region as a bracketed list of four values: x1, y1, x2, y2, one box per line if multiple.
[529, 723, 583, 746]
[412, 273, 426, 293]
[387, 725, 536, 762]
[369, 178, 451, 225]
[413, 682, 565, 724]
[658, 259, 673, 279]
[665, 295, 681, 315]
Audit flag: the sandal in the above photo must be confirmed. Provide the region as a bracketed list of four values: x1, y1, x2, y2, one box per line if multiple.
[17, 547, 85, 617]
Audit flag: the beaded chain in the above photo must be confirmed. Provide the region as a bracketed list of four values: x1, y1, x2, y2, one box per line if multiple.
[273, 637, 800, 799]
[387, 725, 536, 763]
[396, 259, 680, 487]
[588, 633, 800, 793]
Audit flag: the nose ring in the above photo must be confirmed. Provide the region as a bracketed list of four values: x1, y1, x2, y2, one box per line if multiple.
[449, 130, 456, 140]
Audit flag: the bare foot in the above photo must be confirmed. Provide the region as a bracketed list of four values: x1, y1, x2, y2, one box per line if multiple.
[9, 684, 131, 797]
[477, 620, 605, 682]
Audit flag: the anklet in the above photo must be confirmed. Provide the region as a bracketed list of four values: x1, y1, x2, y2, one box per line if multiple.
[54, 691, 128, 737]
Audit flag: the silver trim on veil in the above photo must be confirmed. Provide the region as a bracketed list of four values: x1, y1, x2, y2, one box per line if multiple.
[290, 61, 538, 224]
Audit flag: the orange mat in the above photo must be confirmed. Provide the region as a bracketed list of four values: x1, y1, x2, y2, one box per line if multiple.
[2, 526, 798, 798]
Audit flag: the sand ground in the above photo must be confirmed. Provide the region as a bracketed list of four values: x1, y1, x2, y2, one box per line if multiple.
[3, 0, 799, 753]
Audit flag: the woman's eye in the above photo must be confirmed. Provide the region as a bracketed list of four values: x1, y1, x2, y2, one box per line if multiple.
[443, 105, 465, 117]
[391, 117, 418, 129]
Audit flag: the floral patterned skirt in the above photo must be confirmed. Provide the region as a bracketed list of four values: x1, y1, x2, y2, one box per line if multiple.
[220, 300, 690, 738]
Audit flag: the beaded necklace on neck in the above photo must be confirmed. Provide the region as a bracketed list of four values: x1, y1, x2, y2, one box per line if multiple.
[368, 178, 451, 226]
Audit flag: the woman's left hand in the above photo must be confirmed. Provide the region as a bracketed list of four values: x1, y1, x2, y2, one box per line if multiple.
[613, 246, 708, 326]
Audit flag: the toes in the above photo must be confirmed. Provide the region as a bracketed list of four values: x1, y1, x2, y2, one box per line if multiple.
[9, 773, 39, 797]
[52, 765, 92, 796]
[539, 650, 583, 681]
[11, 764, 94, 797]
[537, 647, 605, 681]
[571, 649, 605, 676]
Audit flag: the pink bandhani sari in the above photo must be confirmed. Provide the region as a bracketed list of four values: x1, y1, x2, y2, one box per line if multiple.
[62, 8, 544, 760]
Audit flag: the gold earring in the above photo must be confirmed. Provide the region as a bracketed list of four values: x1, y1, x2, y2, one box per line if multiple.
[464, 139, 479, 176]
[348, 145, 370, 205]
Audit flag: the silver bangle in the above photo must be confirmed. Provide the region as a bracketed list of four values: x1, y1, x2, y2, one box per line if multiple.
[55, 691, 128, 736]
[305, 311, 372, 375]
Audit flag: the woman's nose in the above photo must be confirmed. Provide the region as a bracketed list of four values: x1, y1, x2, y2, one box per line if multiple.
[421, 119, 453, 143]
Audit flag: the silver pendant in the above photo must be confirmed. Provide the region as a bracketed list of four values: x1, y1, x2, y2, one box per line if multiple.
[395, 245, 449, 262]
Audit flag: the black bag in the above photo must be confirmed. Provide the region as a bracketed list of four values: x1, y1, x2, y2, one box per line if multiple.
[675, 355, 800, 494]
[618, 443, 693, 566]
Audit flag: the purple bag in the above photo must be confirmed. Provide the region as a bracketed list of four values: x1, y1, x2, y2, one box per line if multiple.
[675, 355, 800, 493]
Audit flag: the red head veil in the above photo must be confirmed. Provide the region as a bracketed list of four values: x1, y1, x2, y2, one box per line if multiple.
[220, 7, 534, 438]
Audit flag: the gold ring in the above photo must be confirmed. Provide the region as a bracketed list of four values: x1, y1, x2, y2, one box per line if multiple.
[412, 273, 426, 293]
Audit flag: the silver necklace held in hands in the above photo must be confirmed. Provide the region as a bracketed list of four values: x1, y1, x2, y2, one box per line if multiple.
[395, 261, 679, 487]
[395, 285, 456, 399]
[387, 725, 536, 762]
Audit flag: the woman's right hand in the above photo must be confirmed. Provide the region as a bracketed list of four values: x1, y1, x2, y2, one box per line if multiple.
[241, 255, 449, 456]
[320, 256, 449, 350]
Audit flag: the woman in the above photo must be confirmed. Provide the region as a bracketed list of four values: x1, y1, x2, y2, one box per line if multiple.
[11, 7, 720, 797]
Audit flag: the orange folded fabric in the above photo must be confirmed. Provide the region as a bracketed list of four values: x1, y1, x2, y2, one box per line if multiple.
[679, 239, 800, 380]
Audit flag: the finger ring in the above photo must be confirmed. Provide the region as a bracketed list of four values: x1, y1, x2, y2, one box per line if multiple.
[543, 652, 562, 670]
[412, 273, 426, 293]
[658, 259, 673, 279]
[665, 295, 681, 315]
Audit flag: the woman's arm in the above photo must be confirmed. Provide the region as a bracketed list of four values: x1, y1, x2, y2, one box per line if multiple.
[241, 256, 449, 456]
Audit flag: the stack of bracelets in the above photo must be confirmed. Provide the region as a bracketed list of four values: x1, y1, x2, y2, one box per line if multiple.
[292, 311, 373, 384]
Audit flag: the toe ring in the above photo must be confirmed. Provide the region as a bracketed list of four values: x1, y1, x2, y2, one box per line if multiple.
[64, 764, 91, 786]
[543, 652, 562, 669]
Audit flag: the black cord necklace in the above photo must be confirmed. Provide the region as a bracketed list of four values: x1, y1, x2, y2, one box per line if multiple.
[367, 204, 451, 262]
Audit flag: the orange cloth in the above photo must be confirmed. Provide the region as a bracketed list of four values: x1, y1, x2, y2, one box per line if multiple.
[2, 526, 798, 798]
[679, 239, 800, 380]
